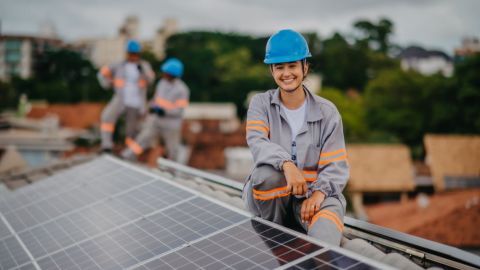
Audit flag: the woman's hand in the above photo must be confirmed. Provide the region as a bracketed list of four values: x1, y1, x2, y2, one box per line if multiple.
[301, 191, 325, 225]
[282, 161, 307, 196]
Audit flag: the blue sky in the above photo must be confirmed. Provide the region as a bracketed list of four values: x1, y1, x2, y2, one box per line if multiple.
[1, 0, 479, 54]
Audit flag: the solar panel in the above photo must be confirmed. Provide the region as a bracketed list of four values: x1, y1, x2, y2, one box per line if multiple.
[0, 156, 389, 270]
[130, 219, 325, 270]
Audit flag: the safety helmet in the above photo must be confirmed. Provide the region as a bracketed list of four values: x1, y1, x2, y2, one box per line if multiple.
[264, 29, 311, 64]
[161, 58, 184, 77]
[126, 40, 141, 53]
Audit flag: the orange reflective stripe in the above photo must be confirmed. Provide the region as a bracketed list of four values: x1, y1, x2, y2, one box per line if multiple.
[320, 148, 346, 158]
[309, 210, 343, 231]
[253, 185, 290, 201]
[138, 79, 147, 88]
[246, 119, 269, 136]
[100, 66, 112, 78]
[125, 137, 143, 155]
[246, 121, 269, 129]
[253, 185, 289, 195]
[253, 192, 290, 201]
[246, 120, 267, 126]
[114, 78, 125, 88]
[155, 97, 174, 109]
[318, 154, 347, 166]
[175, 99, 189, 108]
[303, 170, 317, 182]
[246, 126, 269, 134]
[154, 97, 189, 110]
[101, 123, 114, 132]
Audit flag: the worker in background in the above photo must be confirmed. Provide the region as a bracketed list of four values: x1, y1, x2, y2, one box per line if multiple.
[242, 29, 350, 246]
[98, 39, 155, 153]
[121, 58, 190, 162]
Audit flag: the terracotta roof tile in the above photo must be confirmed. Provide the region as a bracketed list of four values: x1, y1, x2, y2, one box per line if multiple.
[347, 144, 415, 192]
[28, 103, 104, 129]
[424, 134, 480, 191]
[366, 189, 480, 247]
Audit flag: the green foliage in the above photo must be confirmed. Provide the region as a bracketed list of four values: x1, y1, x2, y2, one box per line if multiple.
[314, 33, 369, 91]
[354, 18, 394, 54]
[165, 32, 273, 116]
[1, 49, 109, 110]
[364, 56, 480, 149]
[0, 81, 17, 110]
[453, 54, 480, 132]
[319, 88, 369, 142]
[365, 69, 428, 146]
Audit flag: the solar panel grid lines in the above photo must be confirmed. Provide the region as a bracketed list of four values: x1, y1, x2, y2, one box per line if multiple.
[33, 198, 248, 270]
[25, 196, 198, 262]
[0, 213, 40, 270]
[0, 159, 108, 205]
[1, 158, 150, 215]
[130, 219, 325, 270]
[0, 158, 127, 215]
[124, 217, 251, 270]
[255, 217, 390, 270]
[1, 177, 159, 237]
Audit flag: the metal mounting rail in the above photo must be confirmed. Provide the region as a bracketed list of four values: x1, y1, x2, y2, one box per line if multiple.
[344, 217, 480, 270]
[157, 158, 244, 191]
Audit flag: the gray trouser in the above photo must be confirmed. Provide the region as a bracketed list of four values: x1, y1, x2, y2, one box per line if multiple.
[243, 164, 346, 246]
[100, 94, 141, 149]
[121, 114, 181, 161]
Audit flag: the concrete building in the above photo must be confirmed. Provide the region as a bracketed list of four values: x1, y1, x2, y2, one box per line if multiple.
[83, 16, 177, 67]
[0, 35, 62, 81]
[152, 18, 178, 60]
[398, 46, 453, 77]
[455, 37, 480, 57]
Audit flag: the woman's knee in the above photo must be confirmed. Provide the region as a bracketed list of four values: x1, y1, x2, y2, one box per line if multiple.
[250, 164, 287, 190]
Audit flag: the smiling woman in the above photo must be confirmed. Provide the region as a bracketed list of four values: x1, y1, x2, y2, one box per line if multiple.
[242, 29, 350, 246]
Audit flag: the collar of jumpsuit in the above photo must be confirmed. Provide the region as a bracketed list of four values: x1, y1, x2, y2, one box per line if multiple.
[271, 86, 324, 123]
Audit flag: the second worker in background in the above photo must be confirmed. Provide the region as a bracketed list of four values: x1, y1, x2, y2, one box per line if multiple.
[121, 58, 190, 161]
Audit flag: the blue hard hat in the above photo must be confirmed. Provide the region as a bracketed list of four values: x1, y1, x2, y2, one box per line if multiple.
[264, 29, 311, 64]
[126, 40, 141, 53]
[161, 58, 184, 77]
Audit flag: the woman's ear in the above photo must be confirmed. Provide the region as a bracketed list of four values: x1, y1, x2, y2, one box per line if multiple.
[303, 62, 309, 76]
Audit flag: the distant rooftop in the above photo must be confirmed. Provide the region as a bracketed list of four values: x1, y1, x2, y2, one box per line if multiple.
[398, 46, 452, 61]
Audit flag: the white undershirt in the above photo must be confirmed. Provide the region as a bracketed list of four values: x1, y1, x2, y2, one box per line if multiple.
[281, 100, 307, 141]
[123, 62, 142, 108]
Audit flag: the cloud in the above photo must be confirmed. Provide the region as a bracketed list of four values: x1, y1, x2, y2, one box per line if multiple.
[1, 0, 479, 52]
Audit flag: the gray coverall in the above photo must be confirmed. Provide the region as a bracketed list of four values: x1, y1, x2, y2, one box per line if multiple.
[121, 78, 190, 161]
[98, 60, 155, 150]
[243, 87, 350, 246]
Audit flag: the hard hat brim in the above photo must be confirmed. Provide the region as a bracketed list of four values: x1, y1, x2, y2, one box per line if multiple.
[264, 53, 312, 65]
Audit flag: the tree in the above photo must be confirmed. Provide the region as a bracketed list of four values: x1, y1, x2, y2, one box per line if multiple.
[0, 81, 17, 111]
[354, 18, 394, 54]
[6, 49, 107, 107]
[364, 68, 429, 147]
[316, 33, 369, 91]
[364, 60, 480, 152]
[165, 32, 273, 117]
[319, 88, 369, 142]
[453, 54, 480, 132]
